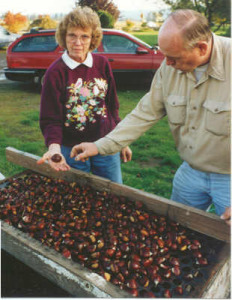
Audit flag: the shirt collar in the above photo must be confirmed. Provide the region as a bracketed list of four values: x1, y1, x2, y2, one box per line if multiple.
[62, 51, 93, 69]
[176, 34, 225, 81]
[207, 33, 226, 81]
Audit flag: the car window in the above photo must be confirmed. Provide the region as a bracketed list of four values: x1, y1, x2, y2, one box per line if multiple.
[12, 35, 58, 52]
[102, 35, 138, 54]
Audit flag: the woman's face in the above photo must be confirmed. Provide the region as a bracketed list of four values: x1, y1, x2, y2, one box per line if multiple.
[66, 27, 92, 63]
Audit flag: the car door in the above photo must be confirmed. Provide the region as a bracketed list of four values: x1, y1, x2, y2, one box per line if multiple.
[9, 34, 62, 69]
[97, 33, 154, 72]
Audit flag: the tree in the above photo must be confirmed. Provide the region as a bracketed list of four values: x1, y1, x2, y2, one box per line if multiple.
[29, 15, 57, 30]
[162, 0, 231, 32]
[4, 11, 28, 33]
[76, 0, 120, 21]
[97, 10, 114, 28]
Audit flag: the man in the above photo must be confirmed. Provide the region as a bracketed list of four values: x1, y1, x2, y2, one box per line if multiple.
[70, 9, 231, 225]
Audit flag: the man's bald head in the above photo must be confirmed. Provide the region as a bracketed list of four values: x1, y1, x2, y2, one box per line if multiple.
[159, 9, 212, 50]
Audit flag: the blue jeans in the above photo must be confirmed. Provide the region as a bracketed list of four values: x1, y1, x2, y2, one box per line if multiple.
[171, 161, 230, 216]
[61, 145, 123, 184]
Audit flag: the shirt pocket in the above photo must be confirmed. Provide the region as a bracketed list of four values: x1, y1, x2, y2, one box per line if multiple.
[166, 95, 187, 125]
[203, 100, 230, 136]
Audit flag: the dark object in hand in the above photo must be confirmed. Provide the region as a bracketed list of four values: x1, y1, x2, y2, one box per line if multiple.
[51, 154, 62, 163]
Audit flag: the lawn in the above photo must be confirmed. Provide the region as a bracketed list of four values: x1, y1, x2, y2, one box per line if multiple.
[0, 79, 181, 199]
[132, 30, 159, 46]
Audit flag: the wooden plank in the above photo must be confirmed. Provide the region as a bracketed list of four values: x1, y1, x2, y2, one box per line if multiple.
[201, 254, 231, 298]
[5, 147, 112, 193]
[5, 146, 230, 243]
[1, 222, 130, 298]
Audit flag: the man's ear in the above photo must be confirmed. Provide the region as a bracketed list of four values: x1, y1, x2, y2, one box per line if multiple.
[197, 41, 208, 56]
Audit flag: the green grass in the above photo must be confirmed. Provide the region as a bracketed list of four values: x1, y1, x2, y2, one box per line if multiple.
[0, 81, 181, 199]
[131, 25, 231, 47]
[0, 83, 46, 176]
[132, 31, 159, 46]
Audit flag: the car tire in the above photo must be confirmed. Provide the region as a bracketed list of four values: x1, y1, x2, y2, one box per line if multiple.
[39, 74, 45, 87]
[34, 72, 45, 88]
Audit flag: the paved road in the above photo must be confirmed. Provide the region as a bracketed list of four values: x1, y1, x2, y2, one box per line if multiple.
[0, 50, 7, 80]
[0, 49, 7, 67]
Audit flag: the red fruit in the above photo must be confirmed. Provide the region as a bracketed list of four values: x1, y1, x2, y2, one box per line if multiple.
[105, 248, 115, 257]
[172, 266, 181, 276]
[157, 238, 165, 248]
[140, 247, 153, 257]
[62, 249, 71, 259]
[171, 243, 178, 250]
[170, 257, 180, 266]
[51, 153, 62, 162]
[164, 269, 172, 278]
[192, 239, 201, 248]
[143, 257, 153, 267]
[127, 288, 139, 297]
[164, 289, 171, 298]
[126, 279, 138, 289]
[175, 286, 183, 295]
[120, 243, 130, 253]
[129, 260, 140, 270]
[131, 253, 141, 262]
[141, 291, 156, 297]
[156, 257, 166, 264]
[152, 274, 162, 286]
[196, 257, 208, 265]
[193, 251, 202, 258]
[148, 265, 159, 277]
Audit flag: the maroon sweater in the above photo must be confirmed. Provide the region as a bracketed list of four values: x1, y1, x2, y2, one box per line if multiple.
[40, 54, 120, 147]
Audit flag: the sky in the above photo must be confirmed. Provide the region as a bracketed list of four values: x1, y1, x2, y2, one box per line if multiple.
[0, 0, 168, 16]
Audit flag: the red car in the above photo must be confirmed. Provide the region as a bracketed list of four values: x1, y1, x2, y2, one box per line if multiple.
[4, 28, 164, 86]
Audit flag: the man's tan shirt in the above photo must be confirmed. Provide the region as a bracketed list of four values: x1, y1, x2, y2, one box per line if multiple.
[96, 34, 231, 174]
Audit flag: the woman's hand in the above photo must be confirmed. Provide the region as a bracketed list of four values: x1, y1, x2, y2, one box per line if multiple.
[70, 142, 99, 162]
[37, 143, 70, 171]
[120, 146, 132, 162]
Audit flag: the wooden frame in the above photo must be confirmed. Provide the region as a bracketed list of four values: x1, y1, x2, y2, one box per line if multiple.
[1, 147, 230, 298]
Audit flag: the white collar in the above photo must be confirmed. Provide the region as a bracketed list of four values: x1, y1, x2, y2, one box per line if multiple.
[62, 51, 93, 69]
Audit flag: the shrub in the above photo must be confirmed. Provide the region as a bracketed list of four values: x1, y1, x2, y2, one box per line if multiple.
[97, 10, 115, 28]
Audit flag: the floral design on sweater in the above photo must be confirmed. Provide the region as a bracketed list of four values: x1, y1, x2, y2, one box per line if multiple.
[65, 78, 108, 131]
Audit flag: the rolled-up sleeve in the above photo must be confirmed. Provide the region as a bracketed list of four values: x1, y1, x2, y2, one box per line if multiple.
[95, 69, 166, 155]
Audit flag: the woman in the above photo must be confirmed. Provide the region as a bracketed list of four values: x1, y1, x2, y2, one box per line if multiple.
[38, 6, 132, 183]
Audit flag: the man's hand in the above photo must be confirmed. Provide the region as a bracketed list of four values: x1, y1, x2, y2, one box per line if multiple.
[70, 143, 99, 162]
[120, 146, 132, 162]
[37, 143, 70, 172]
[220, 207, 231, 226]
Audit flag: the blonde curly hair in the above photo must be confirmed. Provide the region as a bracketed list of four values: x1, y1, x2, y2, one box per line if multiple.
[56, 6, 102, 51]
